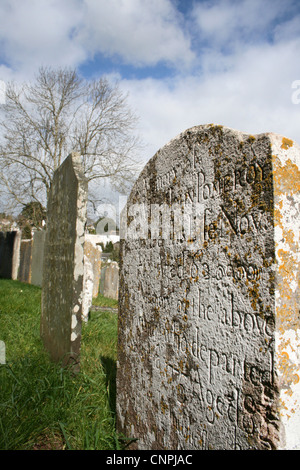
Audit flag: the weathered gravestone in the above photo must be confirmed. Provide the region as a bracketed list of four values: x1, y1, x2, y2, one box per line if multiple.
[82, 234, 102, 322]
[0, 231, 20, 279]
[18, 239, 32, 283]
[85, 234, 102, 299]
[116, 124, 300, 450]
[30, 230, 46, 287]
[103, 261, 119, 300]
[40, 152, 87, 372]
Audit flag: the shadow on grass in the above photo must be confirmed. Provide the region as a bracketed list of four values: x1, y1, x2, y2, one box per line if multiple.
[100, 356, 117, 415]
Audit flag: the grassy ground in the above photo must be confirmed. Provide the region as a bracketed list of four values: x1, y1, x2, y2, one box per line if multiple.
[0, 279, 121, 450]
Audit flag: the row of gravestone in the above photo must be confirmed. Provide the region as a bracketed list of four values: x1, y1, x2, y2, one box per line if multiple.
[0, 228, 119, 314]
[0, 230, 49, 285]
[39, 125, 300, 450]
[0, 231, 30, 282]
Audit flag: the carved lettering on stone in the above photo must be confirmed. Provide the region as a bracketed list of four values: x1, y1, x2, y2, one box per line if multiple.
[116, 125, 300, 450]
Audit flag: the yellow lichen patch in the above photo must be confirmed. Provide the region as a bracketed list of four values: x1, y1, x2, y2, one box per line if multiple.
[273, 157, 300, 194]
[281, 138, 294, 150]
[274, 208, 283, 230]
[276, 302, 296, 334]
[278, 347, 299, 388]
[280, 351, 289, 362]
[248, 282, 260, 311]
[284, 229, 296, 248]
[160, 396, 169, 415]
[293, 374, 300, 384]
[273, 153, 300, 335]
[278, 249, 296, 284]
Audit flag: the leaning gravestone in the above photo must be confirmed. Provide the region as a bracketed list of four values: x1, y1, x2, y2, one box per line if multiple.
[116, 124, 300, 450]
[40, 152, 87, 373]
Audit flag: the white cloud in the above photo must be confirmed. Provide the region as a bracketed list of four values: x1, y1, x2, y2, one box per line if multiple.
[0, 0, 85, 78]
[274, 15, 300, 42]
[121, 36, 300, 164]
[0, 0, 299, 170]
[0, 0, 194, 81]
[192, 0, 288, 49]
[76, 0, 194, 68]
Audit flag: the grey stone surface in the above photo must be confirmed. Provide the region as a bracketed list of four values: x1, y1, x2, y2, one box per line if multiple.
[11, 231, 21, 280]
[18, 239, 32, 283]
[40, 152, 87, 372]
[116, 124, 300, 450]
[82, 234, 102, 321]
[85, 234, 103, 298]
[0, 340, 5, 364]
[99, 264, 107, 295]
[30, 230, 46, 287]
[103, 261, 119, 300]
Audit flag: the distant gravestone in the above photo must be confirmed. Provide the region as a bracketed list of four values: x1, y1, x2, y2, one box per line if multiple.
[82, 235, 102, 321]
[11, 231, 21, 280]
[99, 264, 107, 295]
[18, 239, 32, 283]
[0, 231, 19, 279]
[116, 125, 300, 450]
[0, 340, 5, 364]
[103, 261, 119, 300]
[40, 152, 87, 372]
[30, 230, 46, 287]
[85, 234, 102, 298]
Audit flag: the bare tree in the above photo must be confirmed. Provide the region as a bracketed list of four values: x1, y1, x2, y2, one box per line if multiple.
[0, 67, 142, 214]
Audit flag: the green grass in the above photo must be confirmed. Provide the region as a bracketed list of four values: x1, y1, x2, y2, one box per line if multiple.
[0, 279, 121, 450]
[92, 294, 118, 309]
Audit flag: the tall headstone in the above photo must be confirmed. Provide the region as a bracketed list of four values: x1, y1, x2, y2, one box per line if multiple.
[41, 152, 87, 372]
[116, 124, 300, 450]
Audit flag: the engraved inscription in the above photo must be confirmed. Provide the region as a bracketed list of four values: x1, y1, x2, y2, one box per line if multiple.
[117, 125, 280, 450]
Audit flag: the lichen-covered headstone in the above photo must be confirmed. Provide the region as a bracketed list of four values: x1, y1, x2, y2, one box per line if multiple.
[116, 124, 300, 450]
[41, 152, 87, 373]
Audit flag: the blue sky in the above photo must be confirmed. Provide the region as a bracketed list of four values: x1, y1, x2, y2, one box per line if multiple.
[0, 0, 300, 172]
